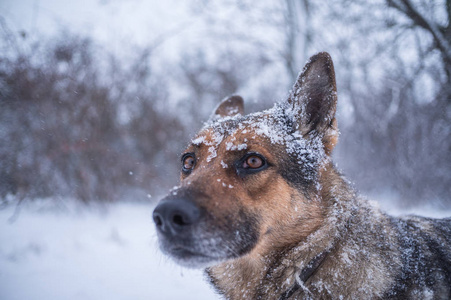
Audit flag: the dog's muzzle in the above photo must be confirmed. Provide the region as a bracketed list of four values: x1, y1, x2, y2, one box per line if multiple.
[153, 195, 219, 268]
[153, 191, 260, 268]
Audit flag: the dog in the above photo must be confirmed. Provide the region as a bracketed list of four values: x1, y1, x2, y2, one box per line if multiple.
[153, 52, 451, 299]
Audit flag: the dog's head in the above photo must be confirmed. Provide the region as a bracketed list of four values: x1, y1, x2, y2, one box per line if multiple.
[153, 52, 338, 268]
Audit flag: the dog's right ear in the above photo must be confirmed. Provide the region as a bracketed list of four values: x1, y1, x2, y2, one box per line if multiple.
[212, 95, 244, 118]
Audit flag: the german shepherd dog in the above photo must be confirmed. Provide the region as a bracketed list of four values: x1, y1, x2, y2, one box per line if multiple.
[153, 52, 451, 299]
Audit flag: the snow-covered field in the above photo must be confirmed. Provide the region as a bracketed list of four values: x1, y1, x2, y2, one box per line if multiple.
[1, 198, 450, 300]
[0, 200, 219, 300]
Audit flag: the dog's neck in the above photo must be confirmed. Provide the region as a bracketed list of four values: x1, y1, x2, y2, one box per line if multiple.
[206, 167, 354, 299]
[206, 218, 342, 299]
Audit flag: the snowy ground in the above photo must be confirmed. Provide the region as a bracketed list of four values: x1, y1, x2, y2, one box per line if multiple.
[0, 200, 219, 300]
[1, 198, 450, 300]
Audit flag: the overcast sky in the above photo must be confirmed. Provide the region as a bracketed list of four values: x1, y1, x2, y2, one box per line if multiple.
[1, 0, 196, 51]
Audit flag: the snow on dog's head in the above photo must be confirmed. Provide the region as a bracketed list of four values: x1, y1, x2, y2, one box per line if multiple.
[153, 52, 339, 268]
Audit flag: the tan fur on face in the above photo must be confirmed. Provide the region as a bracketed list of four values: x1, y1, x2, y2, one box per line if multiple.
[179, 125, 330, 298]
[183, 126, 326, 254]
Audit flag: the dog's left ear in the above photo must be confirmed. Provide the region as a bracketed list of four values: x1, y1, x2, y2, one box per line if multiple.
[212, 95, 244, 118]
[287, 52, 338, 154]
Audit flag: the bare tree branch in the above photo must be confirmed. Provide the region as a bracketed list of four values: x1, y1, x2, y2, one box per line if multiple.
[446, 0, 451, 40]
[387, 0, 451, 82]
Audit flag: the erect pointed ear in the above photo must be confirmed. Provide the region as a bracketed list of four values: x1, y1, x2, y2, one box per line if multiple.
[287, 52, 338, 154]
[212, 95, 244, 118]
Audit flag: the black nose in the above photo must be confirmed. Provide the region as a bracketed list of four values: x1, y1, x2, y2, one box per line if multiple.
[153, 199, 201, 236]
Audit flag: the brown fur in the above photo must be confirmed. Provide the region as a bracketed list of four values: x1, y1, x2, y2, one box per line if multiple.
[153, 52, 451, 299]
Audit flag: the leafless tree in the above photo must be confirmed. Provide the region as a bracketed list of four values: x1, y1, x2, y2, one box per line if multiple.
[314, 0, 451, 205]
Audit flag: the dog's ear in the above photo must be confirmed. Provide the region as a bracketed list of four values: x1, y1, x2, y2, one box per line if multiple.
[213, 95, 244, 118]
[287, 52, 338, 154]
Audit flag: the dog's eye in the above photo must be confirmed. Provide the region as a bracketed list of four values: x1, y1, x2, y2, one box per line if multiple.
[236, 153, 268, 177]
[182, 153, 196, 173]
[244, 155, 264, 169]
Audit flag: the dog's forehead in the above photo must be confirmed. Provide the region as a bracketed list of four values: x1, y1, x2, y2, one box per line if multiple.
[187, 104, 325, 165]
[192, 111, 277, 148]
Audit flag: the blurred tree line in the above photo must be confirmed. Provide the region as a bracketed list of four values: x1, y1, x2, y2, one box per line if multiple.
[0, 25, 184, 202]
[0, 0, 449, 206]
